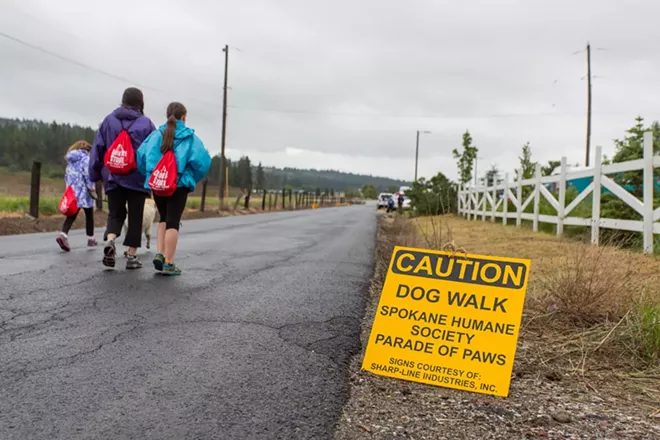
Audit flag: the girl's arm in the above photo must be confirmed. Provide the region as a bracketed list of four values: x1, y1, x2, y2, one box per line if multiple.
[89, 120, 107, 182]
[83, 154, 94, 188]
[188, 136, 212, 183]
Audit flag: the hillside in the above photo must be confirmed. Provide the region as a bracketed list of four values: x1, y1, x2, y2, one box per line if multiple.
[0, 117, 408, 191]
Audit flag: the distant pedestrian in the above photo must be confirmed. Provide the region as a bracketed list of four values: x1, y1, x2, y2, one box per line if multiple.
[89, 87, 156, 269]
[137, 102, 211, 276]
[386, 196, 395, 213]
[56, 141, 97, 251]
[397, 192, 404, 211]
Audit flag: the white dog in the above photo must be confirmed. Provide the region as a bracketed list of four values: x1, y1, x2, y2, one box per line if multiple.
[122, 198, 157, 255]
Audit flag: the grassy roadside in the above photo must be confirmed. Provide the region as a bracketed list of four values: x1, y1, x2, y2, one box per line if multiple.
[335, 215, 659, 439]
[0, 202, 320, 237]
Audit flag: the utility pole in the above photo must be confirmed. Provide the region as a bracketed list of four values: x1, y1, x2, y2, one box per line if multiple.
[474, 157, 478, 186]
[414, 131, 420, 182]
[414, 130, 430, 182]
[585, 42, 592, 167]
[219, 44, 229, 211]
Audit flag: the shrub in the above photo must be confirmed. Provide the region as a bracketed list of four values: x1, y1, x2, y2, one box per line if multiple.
[535, 239, 635, 323]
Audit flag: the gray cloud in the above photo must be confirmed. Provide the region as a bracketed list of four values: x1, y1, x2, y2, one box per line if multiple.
[2, 0, 660, 182]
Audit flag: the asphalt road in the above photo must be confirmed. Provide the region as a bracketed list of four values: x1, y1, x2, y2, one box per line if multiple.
[0, 205, 376, 440]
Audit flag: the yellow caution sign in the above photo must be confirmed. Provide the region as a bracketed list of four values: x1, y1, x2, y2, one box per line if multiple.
[362, 246, 531, 397]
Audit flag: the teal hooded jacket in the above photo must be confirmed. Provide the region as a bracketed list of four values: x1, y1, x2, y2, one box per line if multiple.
[137, 120, 211, 192]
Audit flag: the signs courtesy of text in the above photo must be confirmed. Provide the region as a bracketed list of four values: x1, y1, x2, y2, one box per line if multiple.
[362, 247, 531, 397]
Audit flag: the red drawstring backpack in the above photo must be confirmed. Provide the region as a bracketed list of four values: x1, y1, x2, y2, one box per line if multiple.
[59, 186, 79, 216]
[104, 119, 137, 174]
[148, 150, 178, 196]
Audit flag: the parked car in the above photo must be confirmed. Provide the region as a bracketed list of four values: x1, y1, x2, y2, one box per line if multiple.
[377, 192, 393, 209]
[393, 192, 412, 210]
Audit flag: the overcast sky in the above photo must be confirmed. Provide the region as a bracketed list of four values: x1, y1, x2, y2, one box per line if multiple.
[2, 0, 660, 182]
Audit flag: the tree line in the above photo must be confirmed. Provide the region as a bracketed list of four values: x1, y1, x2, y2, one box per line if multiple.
[0, 118, 409, 193]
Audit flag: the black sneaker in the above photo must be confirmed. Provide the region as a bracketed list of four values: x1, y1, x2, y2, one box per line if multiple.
[126, 255, 142, 270]
[153, 253, 165, 271]
[102, 239, 116, 268]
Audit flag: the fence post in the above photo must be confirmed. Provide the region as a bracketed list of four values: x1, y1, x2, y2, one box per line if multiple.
[481, 187, 486, 222]
[467, 188, 472, 220]
[516, 177, 522, 227]
[557, 157, 567, 236]
[591, 146, 602, 245]
[29, 161, 41, 219]
[244, 187, 252, 209]
[282, 188, 286, 209]
[533, 163, 541, 232]
[503, 173, 509, 225]
[490, 183, 496, 222]
[643, 132, 654, 254]
[200, 178, 208, 212]
[95, 182, 103, 212]
[457, 185, 462, 216]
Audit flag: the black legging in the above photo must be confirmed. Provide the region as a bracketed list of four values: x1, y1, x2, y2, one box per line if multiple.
[106, 186, 147, 248]
[154, 188, 189, 230]
[62, 208, 94, 236]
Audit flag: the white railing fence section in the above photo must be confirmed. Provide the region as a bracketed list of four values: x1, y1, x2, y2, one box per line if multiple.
[457, 131, 658, 254]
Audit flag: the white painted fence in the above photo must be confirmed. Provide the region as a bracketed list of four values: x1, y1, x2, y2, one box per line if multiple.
[457, 131, 659, 254]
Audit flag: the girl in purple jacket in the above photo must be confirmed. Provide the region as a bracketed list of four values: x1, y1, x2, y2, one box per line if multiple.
[56, 141, 97, 252]
[89, 87, 156, 269]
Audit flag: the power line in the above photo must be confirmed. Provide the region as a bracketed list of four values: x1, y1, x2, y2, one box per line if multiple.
[0, 30, 221, 108]
[226, 104, 640, 119]
[0, 31, 165, 93]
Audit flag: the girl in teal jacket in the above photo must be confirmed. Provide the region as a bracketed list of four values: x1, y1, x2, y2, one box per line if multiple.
[137, 102, 211, 275]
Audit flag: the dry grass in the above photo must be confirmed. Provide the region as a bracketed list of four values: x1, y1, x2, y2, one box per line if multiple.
[413, 216, 660, 389]
[336, 214, 660, 439]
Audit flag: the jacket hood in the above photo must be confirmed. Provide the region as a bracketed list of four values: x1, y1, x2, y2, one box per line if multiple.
[158, 120, 194, 141]
[66, 149, 88, 163]
[112, 106, 144, 121]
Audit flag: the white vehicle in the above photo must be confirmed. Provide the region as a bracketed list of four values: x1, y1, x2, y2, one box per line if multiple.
[376, 192, 393, 210]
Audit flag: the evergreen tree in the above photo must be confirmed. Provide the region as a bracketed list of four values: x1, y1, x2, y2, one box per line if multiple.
[452, 130, 478, 185]
[237, 156, 253, 190]
[516, 142, 536, 180]
[255, 162, 266, 190]
[483, 163, 501, 187]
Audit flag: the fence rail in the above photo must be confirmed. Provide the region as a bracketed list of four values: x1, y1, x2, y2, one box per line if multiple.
[457, 131, 658, 254]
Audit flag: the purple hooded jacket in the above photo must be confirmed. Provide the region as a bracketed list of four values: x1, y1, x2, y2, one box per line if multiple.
[89, 106, 156, 193]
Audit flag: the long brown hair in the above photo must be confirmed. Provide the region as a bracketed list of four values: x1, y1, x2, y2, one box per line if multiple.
[161, 102, 187, 154]
[66, 140, 91, 159]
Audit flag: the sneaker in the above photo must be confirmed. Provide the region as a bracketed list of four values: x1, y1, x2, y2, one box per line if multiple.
[162, 263, 182, 276]
[153, 253, 165, 271]
[56, 234, 71, 252]
[126, 255, 143, 270]
[88, 238, 98, 247]
[102, 239, 116, 268]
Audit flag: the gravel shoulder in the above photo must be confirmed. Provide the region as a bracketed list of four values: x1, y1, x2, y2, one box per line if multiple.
[335, 215, 660, 440]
